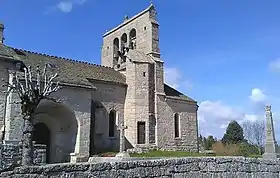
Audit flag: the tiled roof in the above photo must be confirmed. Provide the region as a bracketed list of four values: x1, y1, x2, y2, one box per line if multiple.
[0, 44, 126, 87]
[0, 44, 196, 102]
[164, 84, 196, 103]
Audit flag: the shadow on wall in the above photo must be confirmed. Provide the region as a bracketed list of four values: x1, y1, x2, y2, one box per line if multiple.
[125, 138, 133, 150]
[89, 101, 133, 155]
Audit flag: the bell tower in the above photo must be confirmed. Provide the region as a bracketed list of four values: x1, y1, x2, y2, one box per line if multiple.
[101, 4, 160, 70]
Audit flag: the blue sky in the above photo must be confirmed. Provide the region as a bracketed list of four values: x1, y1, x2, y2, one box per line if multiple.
[1, 0, 280, 139]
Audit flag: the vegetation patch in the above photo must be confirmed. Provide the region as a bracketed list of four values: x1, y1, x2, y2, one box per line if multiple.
[94, 149, 261, 158]
[93, 152, 118, 157]
[130, 150, 214, 157]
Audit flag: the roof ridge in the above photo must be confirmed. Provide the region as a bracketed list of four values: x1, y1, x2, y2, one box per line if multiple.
[9, 46, 114, 70]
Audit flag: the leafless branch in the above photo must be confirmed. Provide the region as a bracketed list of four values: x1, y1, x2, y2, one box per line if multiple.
[242, 120, 265, 148]
[1, 64, 61, 117]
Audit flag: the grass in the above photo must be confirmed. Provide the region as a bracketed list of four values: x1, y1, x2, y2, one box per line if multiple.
[94, 150, 261, 158]
[130, 150, 215, 157]
[93, 152, 117, 157]
[131, 151, 262, 158]
[247, 154, 262, 158]
[93, 150, 213, 157]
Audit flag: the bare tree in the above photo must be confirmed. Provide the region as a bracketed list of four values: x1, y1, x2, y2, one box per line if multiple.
[2, 64, 60, 166]
[242, 120, 265, 153]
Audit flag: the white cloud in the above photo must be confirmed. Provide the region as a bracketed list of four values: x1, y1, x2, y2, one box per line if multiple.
[197, 87, 280, 141]
[45, 0, 89, 14]
[198, 101, 243, 121]
[164, 67, 181, 89]
[164, 67, 192, 90]
[198, 100, 246, 138]
[198, 99, 267, 138]
[269, 58, 280, 72]
[220, 124, 227, 129]
[243, 114, 263, 123]
[249, 88, 266, 103]
[57, 1, 73, 13]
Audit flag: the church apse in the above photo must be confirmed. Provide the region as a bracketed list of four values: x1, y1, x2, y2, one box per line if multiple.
[33, 99, 78, 163]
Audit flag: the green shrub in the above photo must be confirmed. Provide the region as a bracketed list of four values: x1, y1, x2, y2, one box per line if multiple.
[212, 141, 261, 157]
[238, 143, 260, 157]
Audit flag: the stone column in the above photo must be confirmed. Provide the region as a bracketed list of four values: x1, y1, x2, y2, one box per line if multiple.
[3, 70, 23, 142]
[262, 105, 280, 159]
[69, 95, 91, 163]
[70, 110, 91, 163]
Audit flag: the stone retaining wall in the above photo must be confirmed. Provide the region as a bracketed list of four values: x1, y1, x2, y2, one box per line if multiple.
[1, 157, 280, 177]
[0, 143, 46, 172]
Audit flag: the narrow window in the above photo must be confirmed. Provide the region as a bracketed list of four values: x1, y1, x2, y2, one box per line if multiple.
[174, 113, 180, 138]
[143, 72, 146, 77]
[137, 122, 146, 144]
[109, 110, 116, 137]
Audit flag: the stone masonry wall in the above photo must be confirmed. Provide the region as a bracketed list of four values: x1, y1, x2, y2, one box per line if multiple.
[91, 82, 126, 153]
[0, 143, 46, 172]
[1, 157, 280, 177]
[0, 59, 17, 132]
[157, 96, 199, 152]
[124, 61, 156, 148]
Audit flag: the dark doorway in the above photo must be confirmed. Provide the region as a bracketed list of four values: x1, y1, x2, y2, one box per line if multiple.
[137, 122, 146, 144]
[89, 101, 96, 155]
[33, 123, 51, 163]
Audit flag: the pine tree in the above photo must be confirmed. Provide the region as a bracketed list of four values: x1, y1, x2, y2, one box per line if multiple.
[204, 135, 216, 150]
[222, 120, 244, 144]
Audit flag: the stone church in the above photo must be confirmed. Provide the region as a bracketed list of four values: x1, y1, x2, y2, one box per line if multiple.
[0, 4, 199, 163]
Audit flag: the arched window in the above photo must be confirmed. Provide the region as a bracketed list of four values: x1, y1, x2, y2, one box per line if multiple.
[129, 28, 136, 49]
[130, 29, 136, 39]
[174, 113, 180, 138]
[121, 33, 128, 50]
[113, 38, 119, 55]
[113, 38, 119, 66]
[109, 110, 116, 137]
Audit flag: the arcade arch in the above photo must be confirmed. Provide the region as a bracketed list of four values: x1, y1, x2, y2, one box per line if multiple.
[33, 99, 78, 163]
